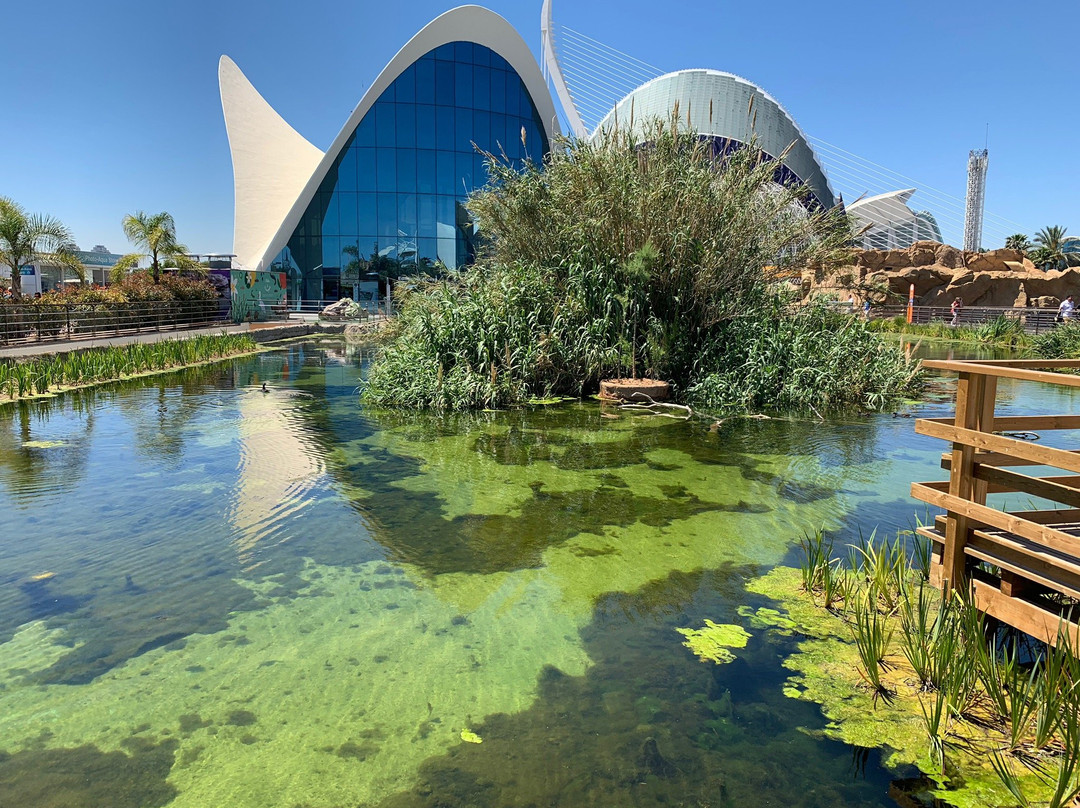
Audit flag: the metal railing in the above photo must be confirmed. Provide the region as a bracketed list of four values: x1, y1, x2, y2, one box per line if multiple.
[868, 304, 1063, 335]
[0, 300, 229, 346]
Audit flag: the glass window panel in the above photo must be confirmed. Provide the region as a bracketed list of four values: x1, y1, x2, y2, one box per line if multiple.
[504, 118, 521, 159]
[434, 43, 455, 61]
[395, 64, 416, 103]
[435, 106, 454, 150]
[456, 152, 475, 196]
[415, 57, 436, 104]
[417, 237, 438, 268]
[338, 192, 358, 237]
[436, 150, 456, 194]
[434, 60, 455, 106]
[454, 41, 473, 63]
[337, 149, 357, 192]
[358, 193, 377, 235]
[356, 148, 376, 191]
[436, 196, 456, 237]
[377, 194, 397, 238]
[490, 51, 509, 72]
[306, 207, 322, 239]
[437, 237, 457, 270]
[322, 237, 340, 270]
[376, 149, 397, 192]
[472, 110, 490, 151]
[397, 193, 417, 235]
[475, 45, 492, 66]
[455, 110, 473, 153]
[474, 154, 488, 189]
[396, 103, 416, 149]
[375, 101, 396, 147]
[524, 121, 541, 160]
[417, 195, 437, 239]
[504, 78, 521, 117]
[490, 70, 506, 117]
[415, 104, 436, 150]
[322, 192, 340, 236]
[416, 150, 437, 195]
[487, 113, 505, 155]
[309, 237, 322, 270]
[318, 164, 338, 196]
[354, 109, 376, 147]
[472, 66, 491, 112]
[396, 149, 416, 192]
[454, 63, 473, 108]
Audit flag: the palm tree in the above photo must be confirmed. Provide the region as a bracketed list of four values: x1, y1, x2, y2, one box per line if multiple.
[112, 211, 198, 283]
[1005, 234, 1031, 252]
[0, 197, 84, 299]
[1031, 225, 1070, 270]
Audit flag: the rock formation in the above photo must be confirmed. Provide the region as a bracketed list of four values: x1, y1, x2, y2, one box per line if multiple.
[803, 241, 1080, 308]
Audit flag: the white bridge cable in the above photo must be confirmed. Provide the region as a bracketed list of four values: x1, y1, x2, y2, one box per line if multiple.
[547, 19, 1028, 245]
[810, 136, 1028, 233]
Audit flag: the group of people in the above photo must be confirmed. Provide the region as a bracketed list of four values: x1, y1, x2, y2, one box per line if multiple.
[950, 295, 1076, 325]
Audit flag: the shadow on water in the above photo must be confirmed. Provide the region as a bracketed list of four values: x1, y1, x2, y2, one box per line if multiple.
[377, 566, 929, 808]
[0, 737, 178, 808]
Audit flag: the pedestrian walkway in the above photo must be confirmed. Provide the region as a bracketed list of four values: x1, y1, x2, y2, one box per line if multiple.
[0, 323, 252, 360]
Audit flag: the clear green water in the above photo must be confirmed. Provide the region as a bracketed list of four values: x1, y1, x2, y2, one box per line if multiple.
[2, 339, 1078, 807]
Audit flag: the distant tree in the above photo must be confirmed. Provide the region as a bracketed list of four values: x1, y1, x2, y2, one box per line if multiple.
[1005, 234, 1031, 252]
[112, 211, 198, 283]
[0, 197, 84, 299]
[1030, 225, 1070, 270]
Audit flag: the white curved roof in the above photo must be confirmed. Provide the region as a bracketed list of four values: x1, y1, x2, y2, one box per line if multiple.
[845, 189, 918, 229]
[594, 69, 835, 209]
[221, 5, 560, 271]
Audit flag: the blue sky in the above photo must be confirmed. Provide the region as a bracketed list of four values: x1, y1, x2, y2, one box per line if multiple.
[3, 0, 1077, 255]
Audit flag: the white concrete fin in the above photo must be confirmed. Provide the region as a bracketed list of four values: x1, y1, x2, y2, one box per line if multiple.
[219, 55, 324, 270]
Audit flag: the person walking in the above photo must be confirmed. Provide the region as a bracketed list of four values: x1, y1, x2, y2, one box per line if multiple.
[950, 297, 963, 326]
[1058, 295, 1075, 323]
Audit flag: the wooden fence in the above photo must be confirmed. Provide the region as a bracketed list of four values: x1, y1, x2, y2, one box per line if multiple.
[912, 358, 1080, 646]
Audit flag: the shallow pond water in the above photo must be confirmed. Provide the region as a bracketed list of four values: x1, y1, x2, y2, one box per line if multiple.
[1, 339, 1079, 807]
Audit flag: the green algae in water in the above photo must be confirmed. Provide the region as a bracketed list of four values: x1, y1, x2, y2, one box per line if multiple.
[747, 566, 1059, 808]
[20, 440, 67, 449]
[675, 620, 750, 664]
[0, 343, 941, 807]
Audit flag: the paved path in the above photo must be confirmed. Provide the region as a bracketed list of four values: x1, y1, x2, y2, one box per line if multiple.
[0, 323, 253, 360]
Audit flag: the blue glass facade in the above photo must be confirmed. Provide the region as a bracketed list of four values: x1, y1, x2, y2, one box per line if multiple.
[269, 42, 549, 303]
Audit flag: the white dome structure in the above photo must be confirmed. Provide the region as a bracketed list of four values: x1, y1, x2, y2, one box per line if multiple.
[593, 70, 836, 210]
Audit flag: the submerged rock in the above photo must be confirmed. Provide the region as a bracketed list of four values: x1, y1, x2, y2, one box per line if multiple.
[640, 736, 676, 778]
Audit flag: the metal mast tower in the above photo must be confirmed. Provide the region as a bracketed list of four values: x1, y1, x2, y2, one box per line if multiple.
[963, 149, 989, 251]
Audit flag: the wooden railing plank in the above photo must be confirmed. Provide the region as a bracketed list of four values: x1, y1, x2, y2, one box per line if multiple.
[975, 466, 1080, 509]
[971, 579, 1080, 649]
[919, 420, 1080, 474]
[923, 415, 1080, 431]
[922, 360, 1080, 387]
[913, 482, 1080, 558]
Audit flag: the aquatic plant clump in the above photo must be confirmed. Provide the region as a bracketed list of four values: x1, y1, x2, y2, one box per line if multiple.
[675, 619, 750, 664]
[0, 333, 259, 402]
[752, 530, 1080, 807]
[363, 119, 922, 413]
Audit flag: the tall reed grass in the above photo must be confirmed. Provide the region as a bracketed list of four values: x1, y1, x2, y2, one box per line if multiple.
[796, 528, 1080, 798]
[363, 119, 924, 412]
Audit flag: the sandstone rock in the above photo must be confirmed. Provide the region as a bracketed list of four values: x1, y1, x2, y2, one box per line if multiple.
[321, 298, 363, 320]
[934, 243, 966, 269]
[881, 249, 912, 269]
[908, 241, 939, 267]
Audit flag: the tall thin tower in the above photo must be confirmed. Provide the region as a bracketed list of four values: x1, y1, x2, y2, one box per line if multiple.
[963, 149, 989, 251]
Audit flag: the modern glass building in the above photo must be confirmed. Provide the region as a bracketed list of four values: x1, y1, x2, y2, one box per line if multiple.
[220, 7, 558, 304]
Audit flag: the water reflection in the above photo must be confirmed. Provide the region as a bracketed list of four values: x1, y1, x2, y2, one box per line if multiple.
[0, 338, 1061, 807]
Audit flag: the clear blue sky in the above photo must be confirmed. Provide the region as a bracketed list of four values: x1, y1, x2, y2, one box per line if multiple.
[3, 0, 1077, 255]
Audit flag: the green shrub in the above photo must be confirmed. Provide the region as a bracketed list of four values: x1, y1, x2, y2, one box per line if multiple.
[365, 119, 922, 412]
